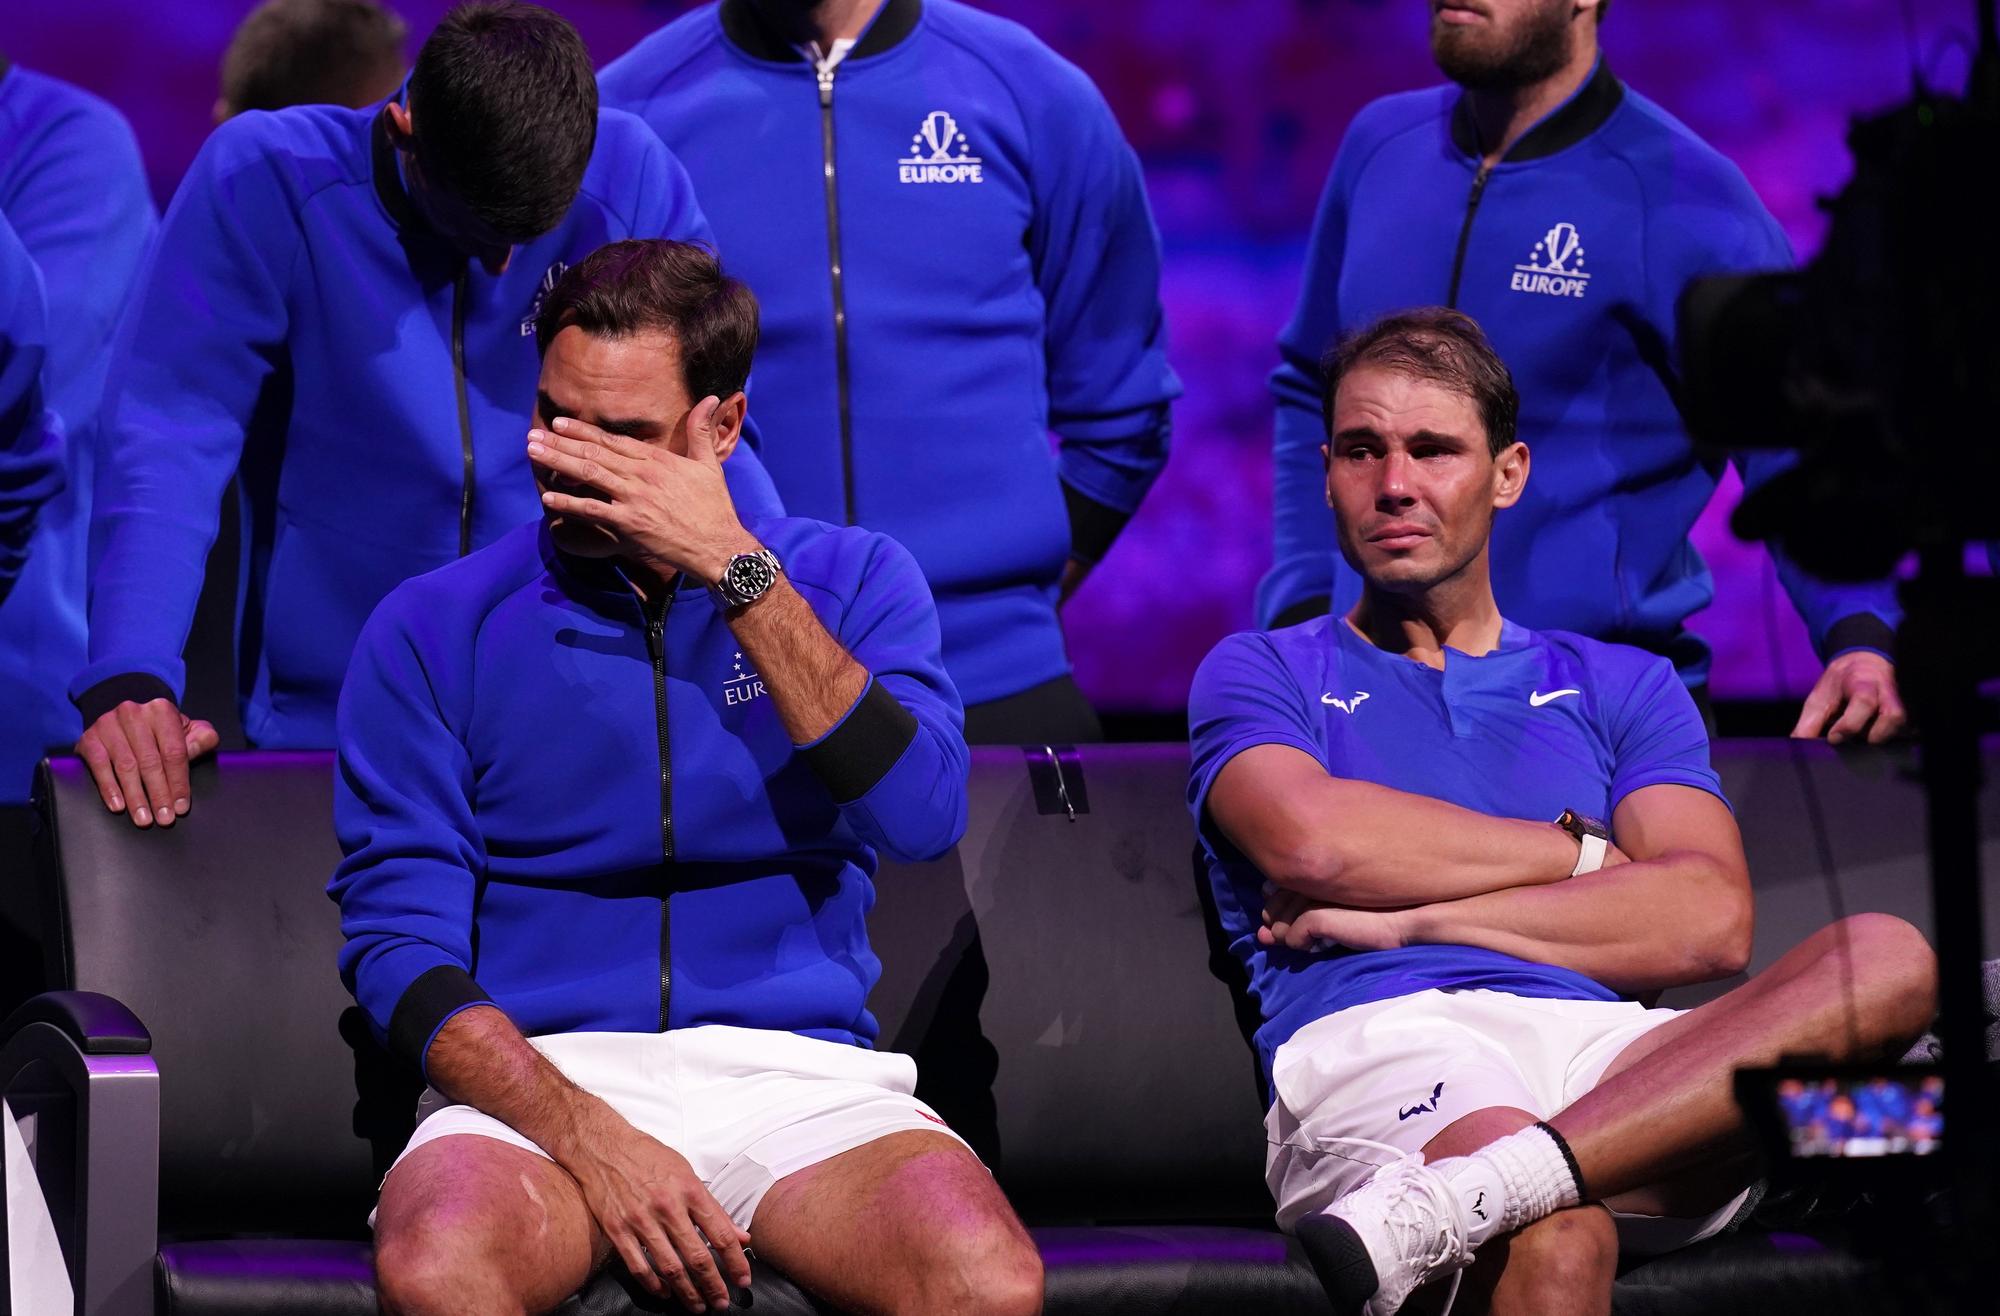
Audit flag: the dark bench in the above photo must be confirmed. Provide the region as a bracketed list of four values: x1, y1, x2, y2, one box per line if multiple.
[6, 740, 1984, 1314]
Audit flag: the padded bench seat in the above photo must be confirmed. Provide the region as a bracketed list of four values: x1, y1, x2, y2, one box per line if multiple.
[23, 740, 1985, 1314]
[154, 1226, 1882, 1315]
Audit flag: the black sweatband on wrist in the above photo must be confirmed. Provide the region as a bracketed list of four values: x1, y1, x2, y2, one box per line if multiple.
[1270, 596, 1332, 630]
[74, 672, 179, 728]
[1534, 1120, 1589, 1202]
[387, 965, 493, 1070]
[1062, 482, 1132, 567]
[1820, 613, 1897, 663]
[801, 678, 919, 804]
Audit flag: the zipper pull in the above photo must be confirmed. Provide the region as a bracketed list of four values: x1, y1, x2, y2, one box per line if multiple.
[645, 618, 664, 663]
[817, 64, 834, 107]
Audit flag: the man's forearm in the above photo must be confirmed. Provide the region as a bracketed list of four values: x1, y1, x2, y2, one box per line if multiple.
[423, 1003, 620, 1166]
[724, 576, 868, 745]
[1249, 771, 1582, 907]
[1400, 851, 1753, 993]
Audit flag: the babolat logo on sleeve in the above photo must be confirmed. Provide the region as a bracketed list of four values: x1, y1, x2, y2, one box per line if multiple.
[520, 260, 570, 336]
[898, 111, 983, 184]
[1510, 222, 1590, 299]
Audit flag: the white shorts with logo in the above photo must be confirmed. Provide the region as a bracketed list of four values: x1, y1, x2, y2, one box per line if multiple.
[1264, 989, 1751, 1255]
[379, 1025, 969, 1230]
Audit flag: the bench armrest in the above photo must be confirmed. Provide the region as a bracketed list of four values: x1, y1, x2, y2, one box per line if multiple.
[1, 991, 152, 1056]
[4, 991, 160, 1315]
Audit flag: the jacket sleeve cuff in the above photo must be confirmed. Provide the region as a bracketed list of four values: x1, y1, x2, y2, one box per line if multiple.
[73, 672, 180, 728]
[1063, 481, 1133, 566]
[800, 678, 919, 805]
[387, 964, 494, 1073]
[1821, 614, 1897, 664]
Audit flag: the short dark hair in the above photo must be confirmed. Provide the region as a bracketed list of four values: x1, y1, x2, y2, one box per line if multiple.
[408, 2, 597, 241]
[1320, 308, 1519, 457]
[220, 0, 408, 116]
[536, 240, 761, 403]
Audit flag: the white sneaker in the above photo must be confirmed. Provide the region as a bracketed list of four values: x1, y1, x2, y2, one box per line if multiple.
[1297, 1139, 1474, 1315]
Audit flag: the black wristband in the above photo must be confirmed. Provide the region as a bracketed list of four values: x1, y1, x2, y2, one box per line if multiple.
[1820, 614, 1897, 664]
[387, 965, 494, 1071]
[801, 679, 920, 804]
[74, 672, 179, 728]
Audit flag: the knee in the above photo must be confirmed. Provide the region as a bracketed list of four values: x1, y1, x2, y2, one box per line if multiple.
[1500, 1205, 1618, 1298]
[907, 1223, 1043, 1316]
[375, 1232, 519, 1316]
[1836, 914, 1938, 1040]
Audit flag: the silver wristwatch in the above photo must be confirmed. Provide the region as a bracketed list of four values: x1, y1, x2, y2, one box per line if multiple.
[715, 547, 782, 609]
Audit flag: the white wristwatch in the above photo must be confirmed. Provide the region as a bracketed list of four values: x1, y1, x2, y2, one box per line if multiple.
[1554, 809, 1610, 877]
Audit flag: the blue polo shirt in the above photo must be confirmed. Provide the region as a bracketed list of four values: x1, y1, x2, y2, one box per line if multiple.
[1188, 614, 1727, 1081]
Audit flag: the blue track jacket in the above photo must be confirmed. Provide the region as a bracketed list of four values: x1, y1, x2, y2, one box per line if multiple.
[1262, 62, 1898, 683]
[330, 514, 967, 1072]
[0, 62, 154, 803]
[1, 211, 62, 604]
[601, 0, 1179, 705]
[73, 96, 784, 748]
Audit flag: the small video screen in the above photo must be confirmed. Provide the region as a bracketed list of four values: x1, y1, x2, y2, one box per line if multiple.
[1776, 1074, 1944, 1159]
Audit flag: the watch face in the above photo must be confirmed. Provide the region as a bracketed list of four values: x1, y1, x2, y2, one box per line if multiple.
[726, 553, 776, 600]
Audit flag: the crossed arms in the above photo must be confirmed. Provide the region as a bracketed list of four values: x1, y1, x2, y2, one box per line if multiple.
[1205, 744, 1754, 995]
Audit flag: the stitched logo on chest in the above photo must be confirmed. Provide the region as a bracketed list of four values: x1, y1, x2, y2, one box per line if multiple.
[519, 259, 569, 336]
[724, 651, 767, 707]
[1510, 221, 1590, 299]
[1321, 691, 1370, 715]
[898, 110, 984, 184]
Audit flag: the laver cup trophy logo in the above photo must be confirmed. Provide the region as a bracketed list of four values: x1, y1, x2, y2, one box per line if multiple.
[1511, 221, 1591, 299]
[899, 110, 984, 184]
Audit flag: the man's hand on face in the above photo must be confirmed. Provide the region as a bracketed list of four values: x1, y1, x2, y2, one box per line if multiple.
[528, 397, 756, 585]
[1791, 650, 1907, 746]
[562, 1104, 754, 1312]
[75, 698, 221, 828]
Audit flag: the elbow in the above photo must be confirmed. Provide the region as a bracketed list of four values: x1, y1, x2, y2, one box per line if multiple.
[1261, 836, 1348, 900]
[1689, 884, 1755, 981]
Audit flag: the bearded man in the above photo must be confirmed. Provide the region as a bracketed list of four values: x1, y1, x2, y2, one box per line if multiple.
[1260, 0, 1905, 745]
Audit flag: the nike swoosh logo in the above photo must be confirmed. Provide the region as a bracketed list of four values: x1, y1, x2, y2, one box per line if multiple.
[1529, 689, 1580, 707]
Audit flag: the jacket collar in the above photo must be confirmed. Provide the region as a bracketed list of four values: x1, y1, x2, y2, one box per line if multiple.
[537, 521, 703, 620]
[718, 0, 922, 63]
[1449, 57, 1624, 164]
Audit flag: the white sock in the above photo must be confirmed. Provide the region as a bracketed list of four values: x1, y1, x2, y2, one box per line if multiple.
[1439, 1123, 1584, 1248]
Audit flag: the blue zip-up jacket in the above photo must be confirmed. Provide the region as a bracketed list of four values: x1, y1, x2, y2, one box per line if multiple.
[1, 209, 62, 602]
[73, 97, 784, 748]
[1262, 62, 1898, 683]
[330, 514, 967, 1070]
[0, 62, 154, 804]
[601, 0, 1180, 706]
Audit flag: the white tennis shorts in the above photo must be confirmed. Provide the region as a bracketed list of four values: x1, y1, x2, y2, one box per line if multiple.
[381, 1025, 969, 1230]
[1264, 989, 1751, 1255]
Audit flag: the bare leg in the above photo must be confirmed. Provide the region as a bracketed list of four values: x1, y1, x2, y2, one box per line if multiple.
[749, 1129, 1043, 1316]
[374, 1134, 608, 1316]
[1550, 914, 1936, 1201]
[1412, 1107, 1616, 1316]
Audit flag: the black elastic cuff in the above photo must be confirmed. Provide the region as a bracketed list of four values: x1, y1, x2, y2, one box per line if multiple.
[1270, 596, 1332, 630]
[1534, 1120, 1589, 1202]
[1062, 482, 1133, 567]
[387, 965, 492, 1070]
[74, 672, 179, 727]
[1820, 614, 1897, 663]
[802, 679, 919, 804]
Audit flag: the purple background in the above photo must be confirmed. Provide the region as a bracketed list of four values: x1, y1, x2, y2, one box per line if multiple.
[7, 1, 1975, 713]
